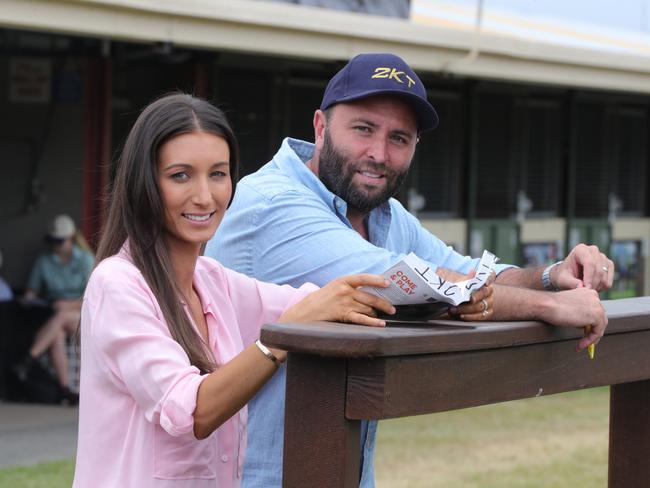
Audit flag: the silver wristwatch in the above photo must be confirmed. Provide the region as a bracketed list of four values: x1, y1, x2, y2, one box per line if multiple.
[542, 261, 563, 291]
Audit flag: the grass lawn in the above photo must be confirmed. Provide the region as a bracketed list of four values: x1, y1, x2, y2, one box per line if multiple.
[375, 387, 609, 487]
[0, 388, 609, 487]
[0, 459, 74, 488]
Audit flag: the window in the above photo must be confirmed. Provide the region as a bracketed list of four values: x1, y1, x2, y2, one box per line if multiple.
[574, 101, 608, 217]
[408, 90, 464, 216]
[612, 107, 647, 216]
[216, 68, 276, 176]
[516, 99, 563, 216]
[285, 78, 327, 143]
[474, 92, 514, 218]
[473, 91, 564, 218]
[573, 100, 648, 217]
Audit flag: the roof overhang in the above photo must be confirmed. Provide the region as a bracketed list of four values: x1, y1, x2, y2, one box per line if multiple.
[1, 0, 650, 94]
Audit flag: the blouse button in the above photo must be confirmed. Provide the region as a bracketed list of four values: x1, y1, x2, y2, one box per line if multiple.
[221, 454, 229, 463]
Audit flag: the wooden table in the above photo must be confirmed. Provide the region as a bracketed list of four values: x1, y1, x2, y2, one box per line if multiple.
[261, 297, 650, 488]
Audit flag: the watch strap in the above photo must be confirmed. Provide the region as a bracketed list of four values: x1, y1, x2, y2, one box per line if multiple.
[542, 261, 563, 292]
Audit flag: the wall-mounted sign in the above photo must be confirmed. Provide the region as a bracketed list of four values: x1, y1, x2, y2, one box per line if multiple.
[9, 58, 51, 103]
[611, 240, 643, 299]
[522, 242, 559, 268]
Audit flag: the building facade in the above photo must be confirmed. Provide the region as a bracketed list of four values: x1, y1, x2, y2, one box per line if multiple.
[0, 0, 648, 296]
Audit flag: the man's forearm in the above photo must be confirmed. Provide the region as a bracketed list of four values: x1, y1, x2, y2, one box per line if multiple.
[490, 284, 552, 321]
[495, 267, 544, 290]
[490, 284, 607, 351]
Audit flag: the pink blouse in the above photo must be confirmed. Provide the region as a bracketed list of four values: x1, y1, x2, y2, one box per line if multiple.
[73, 248, 316, 488]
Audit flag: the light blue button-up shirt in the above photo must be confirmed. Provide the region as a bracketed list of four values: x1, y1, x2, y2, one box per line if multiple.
[206, 138, 513, 487]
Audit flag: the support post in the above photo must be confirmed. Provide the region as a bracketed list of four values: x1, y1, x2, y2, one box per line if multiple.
[283, 353, 361, 488]
[609, 379, 650, 487]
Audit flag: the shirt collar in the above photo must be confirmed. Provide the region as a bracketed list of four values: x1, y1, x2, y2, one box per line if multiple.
[275, 138, 340, 212]
[275, 137, 393, 247]
[118, 241, 213, 314]
[192, 262, 213, 314]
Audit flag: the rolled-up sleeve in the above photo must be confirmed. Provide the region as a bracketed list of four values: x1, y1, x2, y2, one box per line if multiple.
[85, 261, 207, 436]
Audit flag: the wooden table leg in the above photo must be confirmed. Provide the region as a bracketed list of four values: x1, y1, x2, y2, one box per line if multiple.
[609, 380, 650, 487]
[282, 353, 361, 488]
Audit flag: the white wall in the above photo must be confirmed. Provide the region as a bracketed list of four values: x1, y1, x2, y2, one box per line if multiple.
[420, 218, 467, 255]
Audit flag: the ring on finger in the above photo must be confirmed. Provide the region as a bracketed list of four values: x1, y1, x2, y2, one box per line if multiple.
[482, 309, 489, 318]
[480, 298, 489, 312]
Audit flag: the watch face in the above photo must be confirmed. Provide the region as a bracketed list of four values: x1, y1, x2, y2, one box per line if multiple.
[542, 261, 560, 291]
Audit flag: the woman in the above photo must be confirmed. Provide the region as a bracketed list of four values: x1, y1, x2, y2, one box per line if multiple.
[14, 214, 94, 404]
[72, 93, 396, 488]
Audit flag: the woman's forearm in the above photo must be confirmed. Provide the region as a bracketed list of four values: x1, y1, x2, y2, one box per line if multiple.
[193, 342, 281, 439]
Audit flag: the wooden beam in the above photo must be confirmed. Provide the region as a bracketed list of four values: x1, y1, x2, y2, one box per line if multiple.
[346, 330, 650, 419]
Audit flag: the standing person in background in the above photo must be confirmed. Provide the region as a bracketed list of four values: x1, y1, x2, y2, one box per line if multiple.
[73, 93, 396, 488]
[13, 214, 94, 404]
[206, 52, 613, 487]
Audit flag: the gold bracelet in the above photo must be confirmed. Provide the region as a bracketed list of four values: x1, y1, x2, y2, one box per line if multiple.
[255, 339, 283, 367]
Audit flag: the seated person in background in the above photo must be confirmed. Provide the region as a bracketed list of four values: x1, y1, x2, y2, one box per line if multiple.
[0, 250, 13, 302]
[13, 214, 94, 403]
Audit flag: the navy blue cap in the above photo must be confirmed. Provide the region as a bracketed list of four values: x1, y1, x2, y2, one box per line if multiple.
[320, 53, 439, 132]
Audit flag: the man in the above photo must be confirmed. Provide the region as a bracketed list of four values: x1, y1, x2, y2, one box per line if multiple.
[206, 52, 613, 487]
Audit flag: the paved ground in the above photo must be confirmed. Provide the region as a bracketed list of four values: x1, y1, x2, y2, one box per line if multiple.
[0, 401, 78, 468]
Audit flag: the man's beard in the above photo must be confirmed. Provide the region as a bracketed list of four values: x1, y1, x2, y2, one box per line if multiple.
[318, 130, 408, 214]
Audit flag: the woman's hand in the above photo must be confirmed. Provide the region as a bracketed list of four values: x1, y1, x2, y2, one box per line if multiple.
[436, 268, 496, 322]
[195, 275, 395, 437]
[448, 284, 494, 321]
[279, 274, 396, 327]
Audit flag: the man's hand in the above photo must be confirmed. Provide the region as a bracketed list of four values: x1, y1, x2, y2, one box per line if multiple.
[539, 287, 608, 351]
[552, 244, 614, 291]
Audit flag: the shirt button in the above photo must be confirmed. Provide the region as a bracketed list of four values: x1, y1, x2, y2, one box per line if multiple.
[221, 454, 229, 463]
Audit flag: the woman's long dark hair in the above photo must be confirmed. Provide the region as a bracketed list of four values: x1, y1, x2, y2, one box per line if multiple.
[96, 93, 239, 374]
